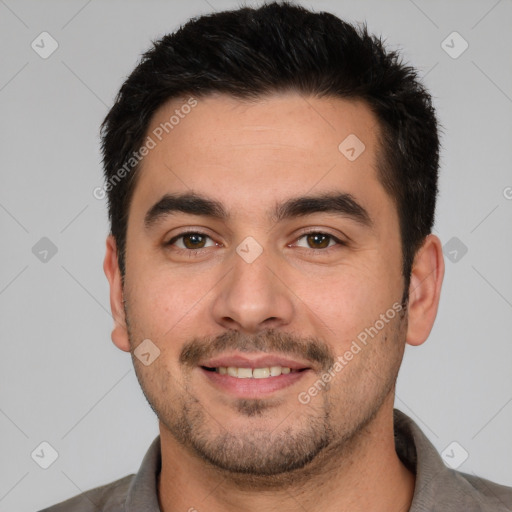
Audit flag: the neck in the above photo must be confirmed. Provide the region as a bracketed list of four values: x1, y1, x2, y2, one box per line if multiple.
[157, 402, 415, 512]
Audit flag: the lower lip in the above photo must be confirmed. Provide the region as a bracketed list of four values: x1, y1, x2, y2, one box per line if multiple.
[200, 367, 310, 398]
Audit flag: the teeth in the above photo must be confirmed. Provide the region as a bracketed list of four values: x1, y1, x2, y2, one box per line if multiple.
[237, 367, 253, 379]
[253, 368, 270, 379]
[216, 366, 294, 378]
[270, 366, 282, 376]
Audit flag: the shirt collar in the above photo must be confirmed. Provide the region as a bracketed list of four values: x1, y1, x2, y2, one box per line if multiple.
[123, 409, 499, 511]
[125, 435, 162, 511]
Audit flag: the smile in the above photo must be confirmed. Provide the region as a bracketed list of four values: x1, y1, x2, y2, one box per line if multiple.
[203, 365, 300, 378]
[198, 354, 312, 398]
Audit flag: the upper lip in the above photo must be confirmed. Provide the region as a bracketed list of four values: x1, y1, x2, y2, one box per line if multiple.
[200, 353, 312, 371]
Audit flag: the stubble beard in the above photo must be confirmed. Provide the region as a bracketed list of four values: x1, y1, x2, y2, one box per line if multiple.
[126, 306, 407, 486]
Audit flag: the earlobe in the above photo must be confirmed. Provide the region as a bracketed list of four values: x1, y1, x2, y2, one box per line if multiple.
[103, 235, 131, 352]
[405, 234, 445, 347]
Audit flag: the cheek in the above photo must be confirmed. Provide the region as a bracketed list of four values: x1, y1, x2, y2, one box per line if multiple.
[292, 258, 399, 341]
[124, 262, 213, 347]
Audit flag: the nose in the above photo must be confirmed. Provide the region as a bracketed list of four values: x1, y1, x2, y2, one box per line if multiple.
[210, 244, 295, 334]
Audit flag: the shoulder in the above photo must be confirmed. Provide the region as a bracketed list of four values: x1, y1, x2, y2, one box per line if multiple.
[38, 474, 135, 512]
[455, 471, 512, 511]
[413, 450, 512, 510]
[393, 409, 512, 511]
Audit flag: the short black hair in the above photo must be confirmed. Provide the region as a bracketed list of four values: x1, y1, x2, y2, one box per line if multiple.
[101, 1, 439, 292]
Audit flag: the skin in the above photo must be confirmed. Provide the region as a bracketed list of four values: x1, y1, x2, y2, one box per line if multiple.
[104, 92, 445, 512]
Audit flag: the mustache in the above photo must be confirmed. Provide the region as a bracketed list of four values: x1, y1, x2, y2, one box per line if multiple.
[179, 329, 335, 372]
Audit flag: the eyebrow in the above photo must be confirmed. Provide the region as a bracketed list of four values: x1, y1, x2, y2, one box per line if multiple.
[144, 191, 372, 229]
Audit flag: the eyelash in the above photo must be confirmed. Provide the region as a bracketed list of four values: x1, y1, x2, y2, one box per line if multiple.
[165, 230, 347, 255]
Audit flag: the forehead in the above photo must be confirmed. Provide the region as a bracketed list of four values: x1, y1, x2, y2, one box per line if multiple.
[131, 92, 391, 225]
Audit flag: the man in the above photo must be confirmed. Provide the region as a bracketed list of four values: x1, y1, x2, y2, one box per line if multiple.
[41, 2, 512, 511]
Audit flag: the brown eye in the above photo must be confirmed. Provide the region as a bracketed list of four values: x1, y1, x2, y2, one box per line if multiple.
[182, 233, 207, 249]
[294, 232, 342, 250]
[306, 233, 331, 249]
[167, 232, 215, 250]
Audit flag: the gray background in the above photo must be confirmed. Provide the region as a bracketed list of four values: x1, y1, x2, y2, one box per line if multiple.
[0, 0, 511, 510]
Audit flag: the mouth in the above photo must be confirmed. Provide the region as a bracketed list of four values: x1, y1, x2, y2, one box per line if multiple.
[198, 353, 313, 398]
[201, 365, 304, 378]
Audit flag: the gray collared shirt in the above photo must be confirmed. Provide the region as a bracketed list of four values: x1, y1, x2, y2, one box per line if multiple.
[40, 409, 512, 511]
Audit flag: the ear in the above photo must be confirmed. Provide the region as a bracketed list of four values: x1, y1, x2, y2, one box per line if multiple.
[406, 234, 445, 346]
[103, 235, 131, 352]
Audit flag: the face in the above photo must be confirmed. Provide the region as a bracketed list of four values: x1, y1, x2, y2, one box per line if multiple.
[116, 93, 409, 476]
